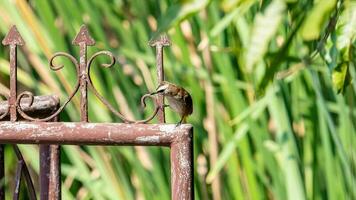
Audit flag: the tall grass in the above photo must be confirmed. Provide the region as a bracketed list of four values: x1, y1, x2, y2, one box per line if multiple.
[0, 0, 355, 199]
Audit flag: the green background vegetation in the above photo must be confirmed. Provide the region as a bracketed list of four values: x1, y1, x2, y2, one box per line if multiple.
[0, 0, 355, 199]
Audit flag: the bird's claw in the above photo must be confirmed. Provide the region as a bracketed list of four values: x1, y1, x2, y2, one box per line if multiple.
[159, 104, 169, 110]
[175, 121, 182, 127]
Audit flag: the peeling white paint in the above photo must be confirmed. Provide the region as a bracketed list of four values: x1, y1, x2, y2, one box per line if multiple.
[65, 123, 76, 128]
[136, 136, 160, 143]
[0, 122, 39, 131]
[158, 124, 191, 135]
[108, 131, 112, 140]
[137, 127, 146, 131]
[81, 123, 96, 129]
[159, 124, 176, 134]
[178, 149, 189, 169]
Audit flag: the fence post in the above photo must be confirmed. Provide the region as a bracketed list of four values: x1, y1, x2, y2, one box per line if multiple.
[171, 128, 194, 200]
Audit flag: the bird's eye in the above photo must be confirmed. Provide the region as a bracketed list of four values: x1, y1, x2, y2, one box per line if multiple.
[157, 89, 165, 93]
[156, 85, 168, 93]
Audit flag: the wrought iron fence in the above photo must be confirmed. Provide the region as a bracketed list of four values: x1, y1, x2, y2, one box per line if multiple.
[0, 25, 193, 200]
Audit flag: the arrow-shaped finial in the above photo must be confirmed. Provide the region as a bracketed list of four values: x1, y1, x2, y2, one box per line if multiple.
[2, 25, 25, 46]
[149, 34, 171, 47]
[2, 25, 25, 121]
[72, 25, 95, 122]
[72, 25, 95, 46]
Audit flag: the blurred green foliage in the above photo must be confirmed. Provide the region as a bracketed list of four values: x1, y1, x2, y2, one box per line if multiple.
[0, 0, 355, 199]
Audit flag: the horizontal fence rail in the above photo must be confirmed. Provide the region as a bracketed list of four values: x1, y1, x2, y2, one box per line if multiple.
[0, 122, 194, 200]
[0, 24, 194, 200]
[0, 122, 192, 145]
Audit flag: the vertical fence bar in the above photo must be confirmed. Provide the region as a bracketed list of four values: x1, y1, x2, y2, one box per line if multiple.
[149, 35, 170, 123]
[39, 145, 50, 200]
[48, 145, 61, 200]
[155, 43, 165, 123]
[2, 26, 26, 200]
[40, 144, 61, 200]
[40, 108, 60, 200]
[12, 146, 36, 200]
[0, 145, 4, 200]
[0, 24, 194, 200]
[72, 25, 95, 122]
[13, 161, 23, 200]
[170, 130, 194, 200]
[79, 41, 88, 122]
[9, 44, 17, 122]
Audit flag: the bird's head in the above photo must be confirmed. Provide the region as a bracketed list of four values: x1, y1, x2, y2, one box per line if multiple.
[151, 81, 172, 96]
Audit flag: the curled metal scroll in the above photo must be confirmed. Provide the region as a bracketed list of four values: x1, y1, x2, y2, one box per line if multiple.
[16, 50, 159, 123]
[0, 93, 9, 120]
[86, 51, 159, 123]
[16, 52, 80, 122]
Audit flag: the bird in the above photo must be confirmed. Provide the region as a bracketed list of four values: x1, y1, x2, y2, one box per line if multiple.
[150, 81, 193, 126]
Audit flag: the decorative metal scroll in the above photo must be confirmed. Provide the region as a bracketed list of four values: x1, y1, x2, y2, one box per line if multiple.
[15, 25, 167, 123]
[0, 25, 167, 199]
[0, 25, 193, 200]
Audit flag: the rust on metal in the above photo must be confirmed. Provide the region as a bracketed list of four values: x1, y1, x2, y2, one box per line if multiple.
[2, 25, 37, 200]
[40, 144, 61, 200]
[48, 145, 61, 200]
[0, 96, 59, 200]
[149, 34, 171, 123]
[40, 114, 60, 200]
[13, 145, 37, 200]
[39, 145, 50, 199]
[72, 25, 95, 46]
[0, 122, 191, 145]
[1, 24, 194, 200]
[72, 25, 95, 122]
[2, 26, 62, 200]
[1, 26, 25, 46]
[2, 25, 24, 122]
[16, 25, 159, 124]
[0, 146, 4, 200]
[0, 95, 59, 120]
[13, 160, 23, 200]
[171, 137, 194, 200]
[0, 122, 194, 199]
[16, 53, 79, 122]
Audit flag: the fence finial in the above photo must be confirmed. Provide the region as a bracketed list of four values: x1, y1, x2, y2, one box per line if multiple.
[2, 25, 25, 46]
[72, 25, 95, 46]
[149, 34, 170, 123]
[149, 34, 171, 47]
[2, 25, 25, 121]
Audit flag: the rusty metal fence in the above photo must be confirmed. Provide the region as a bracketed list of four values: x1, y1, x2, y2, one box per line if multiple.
[0, 25, 193, 200]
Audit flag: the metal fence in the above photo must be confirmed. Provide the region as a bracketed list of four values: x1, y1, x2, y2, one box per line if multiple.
[0, 25, 193, 200]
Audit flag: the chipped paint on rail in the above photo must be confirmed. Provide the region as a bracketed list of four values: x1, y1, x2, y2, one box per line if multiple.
[136, 136, 160, 143]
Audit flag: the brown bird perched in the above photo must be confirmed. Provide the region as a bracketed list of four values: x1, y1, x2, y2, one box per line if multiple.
[150, 81, 193, 126]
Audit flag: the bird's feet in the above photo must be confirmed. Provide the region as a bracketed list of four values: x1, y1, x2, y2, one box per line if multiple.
[175, 121, 182, 127]
[175, 116, 185, 127]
